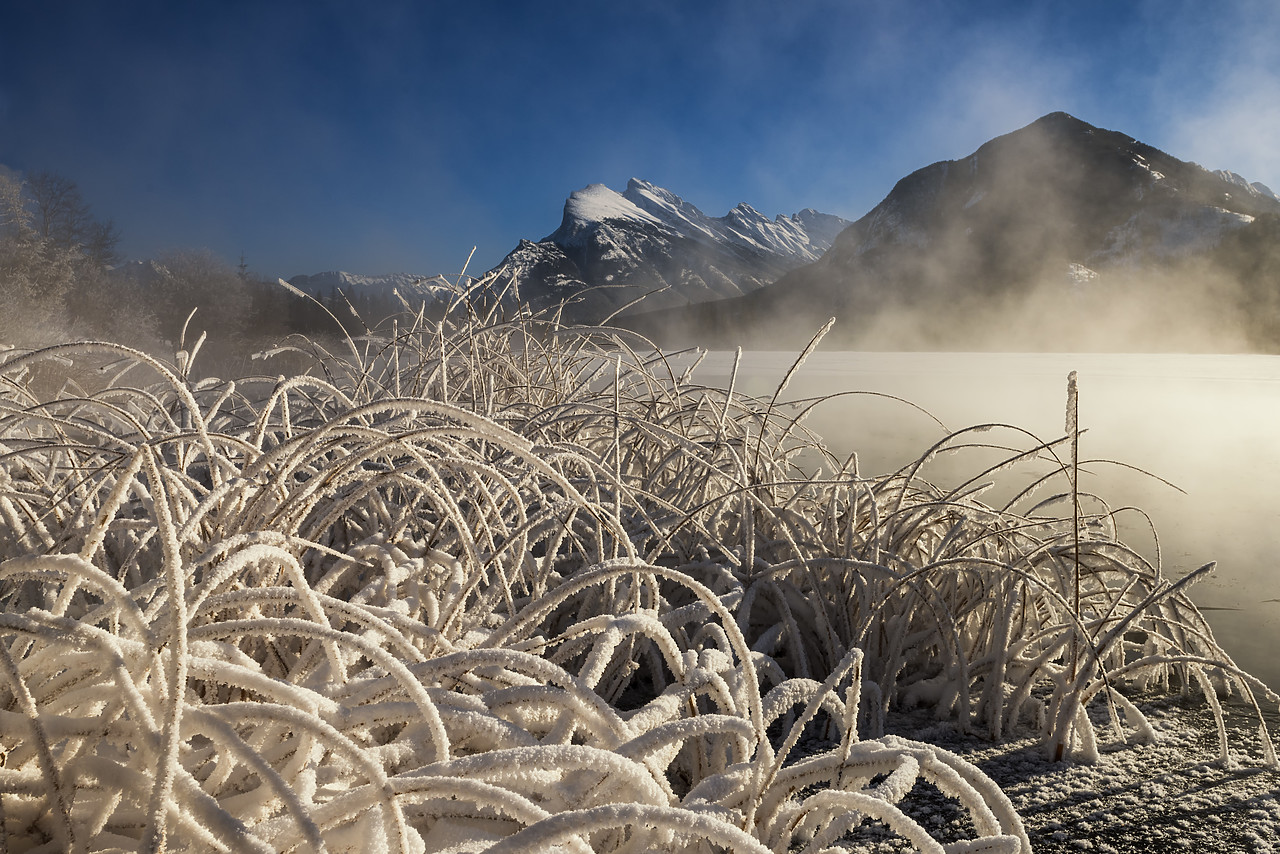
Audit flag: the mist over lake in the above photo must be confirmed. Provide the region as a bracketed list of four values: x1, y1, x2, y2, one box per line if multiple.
[692, 350, 1280, 692]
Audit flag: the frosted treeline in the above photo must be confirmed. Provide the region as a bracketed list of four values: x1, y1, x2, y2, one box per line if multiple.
[0, 288, 1273, 852]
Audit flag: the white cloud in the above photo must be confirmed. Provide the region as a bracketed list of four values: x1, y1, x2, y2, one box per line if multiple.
[1166, 67, 1280, 189]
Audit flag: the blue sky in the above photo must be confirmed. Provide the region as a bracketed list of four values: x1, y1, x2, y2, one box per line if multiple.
[2, 0, 1278, 279]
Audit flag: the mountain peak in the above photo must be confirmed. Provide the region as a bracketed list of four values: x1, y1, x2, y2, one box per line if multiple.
[1031, 110, 1088, 128]
[562, 183, 660, 227]
[622, 180, 712, 233]
[490, 179, 851, 322]
[624, 177, 666, 196]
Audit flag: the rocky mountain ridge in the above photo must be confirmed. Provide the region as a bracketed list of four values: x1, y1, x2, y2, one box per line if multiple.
[622, 112, 1280, 351]
[484, 178, 850, 321]
[283, 113, 1280, 352]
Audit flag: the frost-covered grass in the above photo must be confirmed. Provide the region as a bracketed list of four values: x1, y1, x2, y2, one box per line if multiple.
[0, 287, 1273, 852]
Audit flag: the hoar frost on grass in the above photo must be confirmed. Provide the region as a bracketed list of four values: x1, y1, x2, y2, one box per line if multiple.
[0, 286, 1274, 852]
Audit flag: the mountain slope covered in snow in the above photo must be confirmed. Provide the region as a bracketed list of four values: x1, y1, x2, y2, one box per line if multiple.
[485, 178, 850, 321]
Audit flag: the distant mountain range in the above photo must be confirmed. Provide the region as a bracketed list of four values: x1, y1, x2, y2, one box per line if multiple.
[286, 270, 461, 307]
[287, 112, 1280, 352]
[285, 183, 848, 323]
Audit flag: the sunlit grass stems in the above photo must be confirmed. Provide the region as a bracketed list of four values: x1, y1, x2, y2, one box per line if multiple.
[0, 283, 1267, 852]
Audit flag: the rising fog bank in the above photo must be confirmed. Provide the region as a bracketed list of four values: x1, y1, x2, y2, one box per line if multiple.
[622, 261, 1270, 353]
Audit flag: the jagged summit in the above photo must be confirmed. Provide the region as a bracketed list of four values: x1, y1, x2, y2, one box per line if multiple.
[553, 183, 663, 245]
[487, 180, 850, 320]
[548, 178, 848, 259]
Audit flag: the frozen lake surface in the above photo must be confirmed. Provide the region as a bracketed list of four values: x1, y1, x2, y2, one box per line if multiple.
[689, 350, 1280, 692]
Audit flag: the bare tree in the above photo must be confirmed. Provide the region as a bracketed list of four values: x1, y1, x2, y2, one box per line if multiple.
[0, 167, 30, 234]
[147, 248, 252, 357]
[0, 169, 75, 343]
[27, 172, 88, 245]
[25, 171, 120, 267]
[83, 218, 122, 268]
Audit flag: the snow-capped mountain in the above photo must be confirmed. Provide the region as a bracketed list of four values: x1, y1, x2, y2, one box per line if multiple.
[624, 112, 1280, 351]
[286, 270, 461, 306]
[485, 178, 850, 321]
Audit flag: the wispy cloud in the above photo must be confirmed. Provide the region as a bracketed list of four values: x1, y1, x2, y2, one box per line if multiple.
[913, 33, 1082, 159]
[1152, 0, 1280, 187]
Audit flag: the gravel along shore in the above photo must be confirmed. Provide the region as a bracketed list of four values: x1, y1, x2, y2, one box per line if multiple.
[813, 694, 1280, 853]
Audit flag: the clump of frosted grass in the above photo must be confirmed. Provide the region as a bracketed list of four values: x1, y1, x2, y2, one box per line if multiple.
[0, 290, 1267, 851]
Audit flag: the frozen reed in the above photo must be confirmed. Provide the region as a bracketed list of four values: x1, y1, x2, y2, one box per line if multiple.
[0, 287, 1270, 852]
